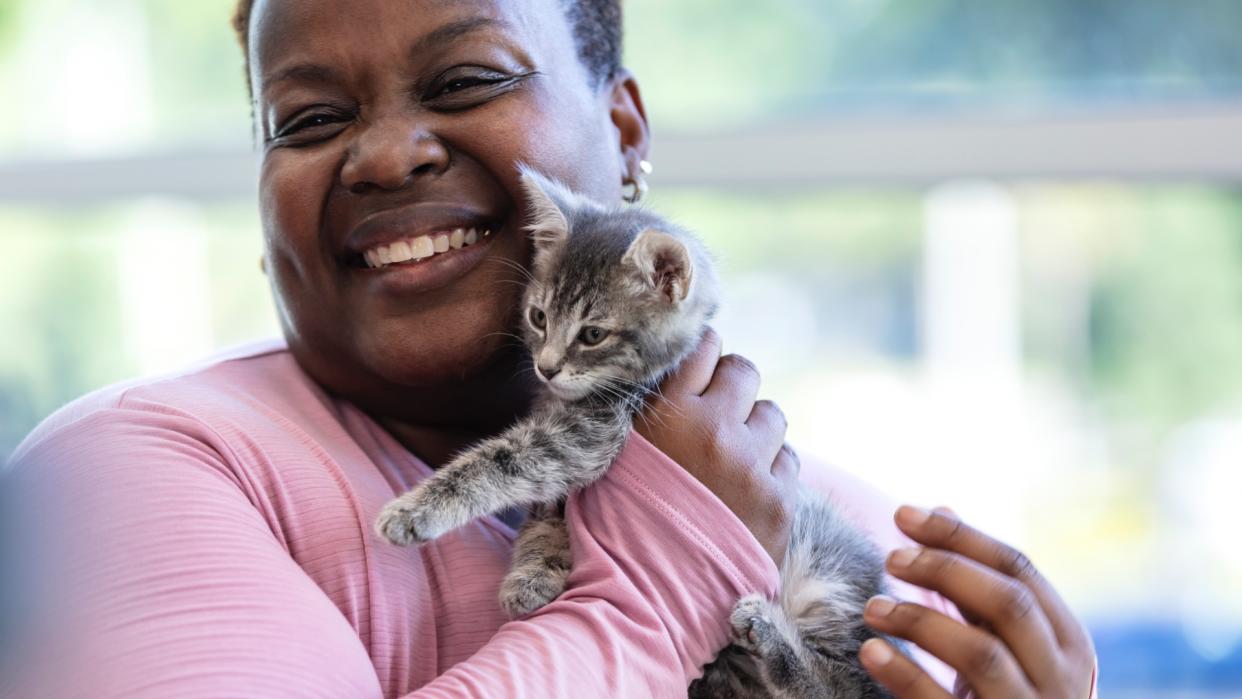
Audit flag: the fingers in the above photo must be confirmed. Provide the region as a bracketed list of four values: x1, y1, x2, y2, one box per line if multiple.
[884, 546, 1061, 682]
[859, 638, 954, 699]
[769, 444, 800, 508]
[769, 443, 800, 479]
[894, 506, 1089, 651]
[863, 598, 1035, 699]
[746, 398, 788, 460]
[662, 327, 722, 397]
[705, 354, 762, 421]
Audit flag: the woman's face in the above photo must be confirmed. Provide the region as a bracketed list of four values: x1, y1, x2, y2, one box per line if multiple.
[248, 0, 647, 415]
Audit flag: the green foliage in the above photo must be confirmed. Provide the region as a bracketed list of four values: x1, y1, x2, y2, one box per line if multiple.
[0, 0, 18, 50]
[1088, 188, 1242, 424]
[0, 209, 127, 456]
[624, 0, 1242, 127]
[137, 0, 251, 144]
[651, 187, 922, 278]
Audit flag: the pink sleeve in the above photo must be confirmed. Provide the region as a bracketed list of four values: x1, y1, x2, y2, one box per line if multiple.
[406, 431, 781, 697]
[7, 414, 778, 698]
[7, 409, 387, 698]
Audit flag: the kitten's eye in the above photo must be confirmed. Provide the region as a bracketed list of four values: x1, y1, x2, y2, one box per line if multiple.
[578, 326, 609, 346]
[529, 307, 546, 330]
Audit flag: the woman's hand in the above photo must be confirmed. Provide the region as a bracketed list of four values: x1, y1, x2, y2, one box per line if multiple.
[860, 505, 1096, 699]
[635, 329, 799, 566]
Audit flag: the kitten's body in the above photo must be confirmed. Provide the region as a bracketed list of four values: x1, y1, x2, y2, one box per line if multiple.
[376, 169, 895, 698]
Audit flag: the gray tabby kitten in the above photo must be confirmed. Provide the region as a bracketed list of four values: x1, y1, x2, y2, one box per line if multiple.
[375, 168, 897, 698]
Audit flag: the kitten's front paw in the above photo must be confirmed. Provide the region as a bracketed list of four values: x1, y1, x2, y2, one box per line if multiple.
[499, 565, 569, 618]
[730, 594, 778, 655]
[374, 492, 450, 545]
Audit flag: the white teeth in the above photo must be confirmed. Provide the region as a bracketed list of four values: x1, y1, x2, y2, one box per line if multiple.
[390, 240, 413, 263]
[410, 235, 435, 259]
[362, 226, 493, 268]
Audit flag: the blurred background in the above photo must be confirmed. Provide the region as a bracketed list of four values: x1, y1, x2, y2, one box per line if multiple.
[1, 0, 1240, 695]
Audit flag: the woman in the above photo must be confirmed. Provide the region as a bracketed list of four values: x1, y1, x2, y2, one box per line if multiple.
[6, 0, 1096, 696]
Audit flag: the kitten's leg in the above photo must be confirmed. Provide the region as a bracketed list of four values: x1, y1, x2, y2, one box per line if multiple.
[690, 645, 770, 699]
[499, 508, 572, 618]
[730, 594, 833, 699]
[376, 411, 625, 544]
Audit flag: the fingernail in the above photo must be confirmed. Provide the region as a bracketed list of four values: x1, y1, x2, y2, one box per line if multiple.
[890, 547, 920, 568]
[932, 505, 959, 520]
[896, 505, 930, 527]
[866, 594, 896, 617]
[860, 638, 893, 665]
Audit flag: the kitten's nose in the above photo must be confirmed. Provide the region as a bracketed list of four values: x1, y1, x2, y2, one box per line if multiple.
[537, 363, 561, 380]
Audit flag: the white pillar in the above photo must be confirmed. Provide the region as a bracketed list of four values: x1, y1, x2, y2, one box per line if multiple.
[118, 200, 214, 375]
[918, 182, 1026, 539]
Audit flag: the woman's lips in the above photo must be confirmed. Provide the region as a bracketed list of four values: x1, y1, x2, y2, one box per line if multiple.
[360, 226, 489, 268]
[348, 223, 502, 296]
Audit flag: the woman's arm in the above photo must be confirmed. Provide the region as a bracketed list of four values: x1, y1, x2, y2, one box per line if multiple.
[417, 430, 781, 696]
[6, 403, 782, 698]
[6, 409, 386, 698]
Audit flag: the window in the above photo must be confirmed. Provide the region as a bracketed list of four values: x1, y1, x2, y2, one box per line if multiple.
[3, 1, 1240, 693]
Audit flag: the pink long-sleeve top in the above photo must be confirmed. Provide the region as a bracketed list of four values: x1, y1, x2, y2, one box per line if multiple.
[6, 340, 970, 698]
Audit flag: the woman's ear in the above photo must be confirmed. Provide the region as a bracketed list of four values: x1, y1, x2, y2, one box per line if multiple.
[607, 69, 651, 185]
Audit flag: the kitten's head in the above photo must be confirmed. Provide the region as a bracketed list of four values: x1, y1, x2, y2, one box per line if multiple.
[516, 166, 718, 402]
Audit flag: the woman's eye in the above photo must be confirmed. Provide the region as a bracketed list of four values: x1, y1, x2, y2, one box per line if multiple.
[426, 67, 533, 109]
[578, 326, 609, 346]
[439, 76, 498, 95]
[274, 111, 350, 140]
[529, 307, 546, 330]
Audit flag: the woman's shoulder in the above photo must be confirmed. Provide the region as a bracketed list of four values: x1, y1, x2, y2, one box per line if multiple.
[9, 338, 318, 465]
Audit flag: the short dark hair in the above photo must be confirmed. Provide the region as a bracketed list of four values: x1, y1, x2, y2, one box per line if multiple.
[231, 0, 622, 90]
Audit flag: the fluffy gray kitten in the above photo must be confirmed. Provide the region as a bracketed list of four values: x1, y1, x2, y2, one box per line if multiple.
[375, 168, 897, 698]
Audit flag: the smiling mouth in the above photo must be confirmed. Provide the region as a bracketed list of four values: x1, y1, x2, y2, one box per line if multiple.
[348, 226, 494, 269]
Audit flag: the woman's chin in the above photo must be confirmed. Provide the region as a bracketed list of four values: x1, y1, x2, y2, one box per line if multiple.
[353, 325, 513, 387]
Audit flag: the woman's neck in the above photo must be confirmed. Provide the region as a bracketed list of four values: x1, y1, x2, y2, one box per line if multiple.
[366, 351, 537, 469]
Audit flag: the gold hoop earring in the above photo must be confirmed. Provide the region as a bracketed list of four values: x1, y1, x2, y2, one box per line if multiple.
[622, 177, 648, 204]
[623, 160, 653, 204]
[259, 256, 267, 275]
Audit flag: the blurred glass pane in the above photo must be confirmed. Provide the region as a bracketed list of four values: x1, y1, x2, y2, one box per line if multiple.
[3, 1, 1241, 154]
[0, 0, 248, 157]
[626, 0, 1242, 128]
[0, 199, 274, 453]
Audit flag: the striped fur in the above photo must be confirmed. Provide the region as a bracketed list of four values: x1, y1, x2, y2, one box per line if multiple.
[375, 170, 898, 696]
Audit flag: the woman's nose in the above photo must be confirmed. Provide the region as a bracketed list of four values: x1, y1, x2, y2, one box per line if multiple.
[340, 116, 450, 193]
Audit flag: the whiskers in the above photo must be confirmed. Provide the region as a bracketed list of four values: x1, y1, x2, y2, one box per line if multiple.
[482, 255, 541, 286]
[482, 329, 529, 346]
[596, 373, 683, 430]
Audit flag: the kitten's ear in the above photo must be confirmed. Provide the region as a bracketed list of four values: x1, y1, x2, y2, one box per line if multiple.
[623, 228, 694, 304]
[517, 164, 572, 249]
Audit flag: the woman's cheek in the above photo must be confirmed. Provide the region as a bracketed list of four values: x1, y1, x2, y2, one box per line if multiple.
[259, 147, 340, 277]
[455, 85, 604, 196]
